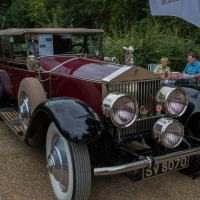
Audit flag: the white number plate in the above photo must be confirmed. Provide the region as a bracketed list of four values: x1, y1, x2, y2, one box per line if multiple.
[143, 157, 189, 179]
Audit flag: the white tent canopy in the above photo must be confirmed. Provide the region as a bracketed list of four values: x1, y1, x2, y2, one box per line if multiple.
[149, 0, 200, 28]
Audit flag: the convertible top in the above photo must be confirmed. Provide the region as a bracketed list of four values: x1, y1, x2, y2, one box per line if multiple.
[0, 28, 104, 35]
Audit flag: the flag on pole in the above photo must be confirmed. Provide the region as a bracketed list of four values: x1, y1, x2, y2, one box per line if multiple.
[149, 0, 200, 28]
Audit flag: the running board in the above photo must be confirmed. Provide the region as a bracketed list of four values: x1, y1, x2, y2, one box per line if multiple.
[0, 107, 24, 139]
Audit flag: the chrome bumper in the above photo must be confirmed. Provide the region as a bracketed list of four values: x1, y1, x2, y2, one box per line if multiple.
[94, 146, 200, 176]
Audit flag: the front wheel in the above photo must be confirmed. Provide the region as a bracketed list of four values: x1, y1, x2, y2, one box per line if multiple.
[46, 122, 91, 200]
[18, 78, 47, 132]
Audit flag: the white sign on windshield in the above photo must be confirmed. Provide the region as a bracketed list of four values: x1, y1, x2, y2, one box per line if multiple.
[38, 34, 53, 55]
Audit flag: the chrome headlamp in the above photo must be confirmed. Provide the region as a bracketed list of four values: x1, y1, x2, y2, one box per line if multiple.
[102, 93, 138, 128]
[155, 86, 188, 117]
[153, 117, 184, 148]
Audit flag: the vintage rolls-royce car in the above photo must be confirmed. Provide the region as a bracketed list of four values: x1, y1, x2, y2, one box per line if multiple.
[0, 28, 200, 200]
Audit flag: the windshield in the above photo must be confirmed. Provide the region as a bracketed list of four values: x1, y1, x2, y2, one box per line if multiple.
[28, 33, 101, 57]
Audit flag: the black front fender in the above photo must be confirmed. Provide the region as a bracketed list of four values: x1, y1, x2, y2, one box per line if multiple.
[178, 86, 200, 125]
[26, 98, 103, 144]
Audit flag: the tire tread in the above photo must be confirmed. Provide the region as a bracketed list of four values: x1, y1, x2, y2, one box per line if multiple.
[71, 143, 91, 200]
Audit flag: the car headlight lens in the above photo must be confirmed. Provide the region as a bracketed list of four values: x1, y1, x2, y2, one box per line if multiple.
[153, 117, 184, 148]
[166, 89, 187, 116]
[155, 86, 188, 117]
[102, 93, 138, 128]
[111, 96, 135, 126]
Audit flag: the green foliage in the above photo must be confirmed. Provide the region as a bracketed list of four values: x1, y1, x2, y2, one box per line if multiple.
[58, 0, 147, 29]
[58, 0, 100, 28]
[103, 16, 200, 71]
[26, 0, 61, 28]
[0, 0, 61, 28]
[0, 16, 7, 29]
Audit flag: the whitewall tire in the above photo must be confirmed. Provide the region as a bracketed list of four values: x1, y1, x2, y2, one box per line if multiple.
[46, 122, 91, 200]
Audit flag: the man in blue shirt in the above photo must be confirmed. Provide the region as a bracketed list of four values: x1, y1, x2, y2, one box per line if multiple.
[175, 53, 200, 85]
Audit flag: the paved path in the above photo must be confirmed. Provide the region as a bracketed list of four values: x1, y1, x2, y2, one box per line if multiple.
[0, 119, 200, 200]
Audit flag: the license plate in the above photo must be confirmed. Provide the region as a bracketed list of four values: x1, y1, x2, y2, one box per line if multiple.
[143, 157, 189, 179]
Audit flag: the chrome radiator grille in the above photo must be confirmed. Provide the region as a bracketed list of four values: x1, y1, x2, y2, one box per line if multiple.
[109, 79, 161, 136]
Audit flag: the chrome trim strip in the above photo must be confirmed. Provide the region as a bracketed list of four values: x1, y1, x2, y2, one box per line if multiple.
[40, 57, 79, 73]
[40, 55, 121, 72]
[49, 73, 52, 98]
[80, 57, 122, 65]
[0, 63, 102, 84]
[1, 57, 124, 84]
[94, 146, 200, 176]
[102, 66, 131, 83]
[102, 83, 108, 101]
[0, 64, 31, 72]
[136, 114, 167, 121]
[38, 54, 81, 58]
[50, 72, 102, 83]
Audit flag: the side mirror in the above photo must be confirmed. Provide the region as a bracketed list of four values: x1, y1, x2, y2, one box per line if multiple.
[27, 55, 41, 71]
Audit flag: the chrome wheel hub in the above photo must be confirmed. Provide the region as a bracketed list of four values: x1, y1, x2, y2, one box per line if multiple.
[19, 92, 30, 132]
[47, 134, 69, 192]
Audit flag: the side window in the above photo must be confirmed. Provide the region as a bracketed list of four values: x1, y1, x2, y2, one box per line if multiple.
[1, 36, 11, 59]
[71, 35, 85, 53]
[53, 35, 65, 54]
[87, 35, 100, 56]
[12, 35, 27, 61]
[28, 34, 39, 56]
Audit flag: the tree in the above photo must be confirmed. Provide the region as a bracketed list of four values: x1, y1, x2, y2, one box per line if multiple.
[58, 0, 148, 30]
[0, 0, 12, 28]
[0, 0, 12, 10]
[1, 0, 62, 28]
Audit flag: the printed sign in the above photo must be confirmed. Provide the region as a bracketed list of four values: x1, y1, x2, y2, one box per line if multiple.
[38, 34, 53, 55]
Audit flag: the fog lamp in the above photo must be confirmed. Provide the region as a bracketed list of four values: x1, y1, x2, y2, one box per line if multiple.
[153, 117, 184, 148]
[155, 86, 188, 118]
